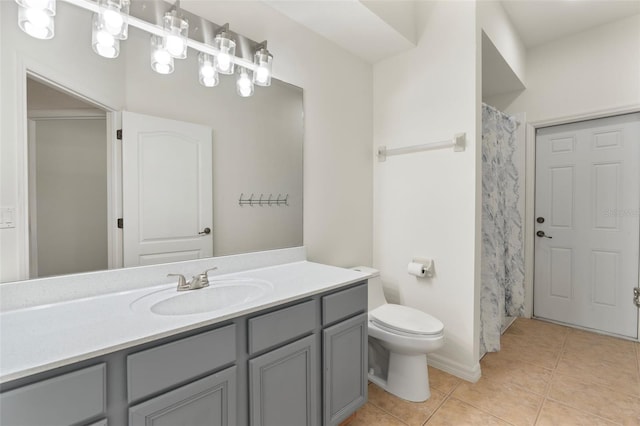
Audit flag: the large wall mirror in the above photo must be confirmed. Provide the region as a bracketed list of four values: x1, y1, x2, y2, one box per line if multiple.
[0, 0, 304, 283]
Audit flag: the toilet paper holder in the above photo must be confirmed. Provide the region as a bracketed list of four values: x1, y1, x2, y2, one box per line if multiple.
[408, 258, 435, 278]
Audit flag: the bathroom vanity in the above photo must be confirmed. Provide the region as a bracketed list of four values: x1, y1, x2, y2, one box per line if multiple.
[0, 250, 368, 426]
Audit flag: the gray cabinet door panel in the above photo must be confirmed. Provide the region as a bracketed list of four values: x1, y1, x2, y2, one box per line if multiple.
[129, 365, 237, 426]
[248, 300, 317, 354]
[0, 363, 106, 426]
[323, 313, 367, 426]
[322, 283, 367, 326]
[249, 334, 318, 426]
[127, 324, 236, 402]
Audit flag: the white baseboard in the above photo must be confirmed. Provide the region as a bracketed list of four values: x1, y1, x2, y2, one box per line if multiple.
[427, 353, 481, 383]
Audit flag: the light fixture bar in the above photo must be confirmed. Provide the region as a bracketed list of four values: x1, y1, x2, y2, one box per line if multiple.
[60, 0, 259, 71]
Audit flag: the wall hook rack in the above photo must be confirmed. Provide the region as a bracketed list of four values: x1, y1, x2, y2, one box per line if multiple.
[239, 193, 289, 207]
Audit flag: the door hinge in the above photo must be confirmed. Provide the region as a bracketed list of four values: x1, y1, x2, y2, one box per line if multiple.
[117, 218, 123, 229]
[116, 129, 122, 140]
[634, 288, 640, 308]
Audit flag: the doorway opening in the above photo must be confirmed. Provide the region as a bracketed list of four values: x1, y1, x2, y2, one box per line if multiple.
[26, 76, 117, 278]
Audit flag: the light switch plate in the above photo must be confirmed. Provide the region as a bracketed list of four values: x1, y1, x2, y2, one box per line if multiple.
[0, 207, 16, 229]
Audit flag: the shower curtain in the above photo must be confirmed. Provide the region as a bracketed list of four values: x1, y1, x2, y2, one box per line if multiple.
[480, 103, 525, 355]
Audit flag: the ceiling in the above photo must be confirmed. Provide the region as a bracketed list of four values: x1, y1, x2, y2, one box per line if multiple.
[501, 0, 640, 48]
[262, 0, 640, 63]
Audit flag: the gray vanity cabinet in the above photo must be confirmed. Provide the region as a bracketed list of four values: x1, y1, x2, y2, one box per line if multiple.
[129, 366, 237, 426]
[0, 281, 367, 426]
[249, 334, 318, 426]
[322, 313, 368, 426]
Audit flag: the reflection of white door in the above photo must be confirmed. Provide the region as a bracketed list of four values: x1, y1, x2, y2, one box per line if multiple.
[534, 113, 640, 338]
[122, 111, 213, 267]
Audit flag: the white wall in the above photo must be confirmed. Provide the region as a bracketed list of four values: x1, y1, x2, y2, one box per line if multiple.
[478, 0, 526, 86]
[373, 1, 481, 380]
[183, 1, 374, 268]
[486, 14, 640, 123]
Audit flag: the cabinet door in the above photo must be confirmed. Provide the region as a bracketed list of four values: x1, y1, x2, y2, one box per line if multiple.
[323, 313, 367, 426]
[129, 366, 236, 426]
[249, 334, 318, 426]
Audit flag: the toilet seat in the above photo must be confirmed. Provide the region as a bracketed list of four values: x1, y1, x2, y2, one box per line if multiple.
[370, 304, 444, 337]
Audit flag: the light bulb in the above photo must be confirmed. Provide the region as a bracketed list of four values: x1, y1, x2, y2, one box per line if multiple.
[154, 63, 172, 75]
[162, 11, 188, 59]
[150, 35, 174, 74]
[24, 20, 50, 38]
[213, 28, 236, 75]
[255, 67, 270, 85]
[92, 13, 119, 58]
[252, 45, 273, 87]
[18, 5, 54, 39]
[97, 0, 129, 39]
[198, 52, 219, 87]
[153, 49, 171, 65]
[25, 7, 49, 27]
[201, 64, 215, 78]
[96, 43, 117, 58]
[236, 68, 254, 98]
[216, 53, 231, 73]
[165, 34, 185, 58]
[102, 9, 123, 33]
[96, 30, 114, 46]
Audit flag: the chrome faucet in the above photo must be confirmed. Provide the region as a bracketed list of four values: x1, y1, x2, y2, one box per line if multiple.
[168, 267, 218, 291]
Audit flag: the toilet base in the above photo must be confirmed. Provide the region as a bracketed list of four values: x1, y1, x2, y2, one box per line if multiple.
[368, 353, 431, 402]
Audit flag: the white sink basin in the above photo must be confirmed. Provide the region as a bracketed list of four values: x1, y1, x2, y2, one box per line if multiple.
[130, 278, 273, 316]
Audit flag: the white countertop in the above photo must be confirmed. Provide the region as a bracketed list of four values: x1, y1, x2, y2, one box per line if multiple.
[0, 261, 368, 384]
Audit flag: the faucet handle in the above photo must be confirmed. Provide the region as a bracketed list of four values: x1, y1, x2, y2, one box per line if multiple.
[168, 273, 189, 291]
[197, 267, 218, 287]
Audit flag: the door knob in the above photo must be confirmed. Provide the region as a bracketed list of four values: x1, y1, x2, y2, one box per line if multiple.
[198, 227, 211, 235]
[536, 230, 552, 239]
[536, 217, 545, 224]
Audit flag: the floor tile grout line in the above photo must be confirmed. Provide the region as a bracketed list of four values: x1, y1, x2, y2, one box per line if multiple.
[532, 330, 568, 425]
[421, 389, 453, 426]
[441, 396, 518, 425]
[366, 400, 410, 426]
[542, 397, 625, 426]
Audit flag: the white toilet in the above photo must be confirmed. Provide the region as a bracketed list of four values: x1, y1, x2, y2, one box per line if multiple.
[352, 266, 444, 402]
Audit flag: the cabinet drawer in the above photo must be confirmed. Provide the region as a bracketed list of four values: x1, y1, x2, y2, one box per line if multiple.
[0, 363, 106, 426]
[127, 324, 236, 402]
[322, 283, 367, 326]
[248, 300, 316, 354]
[130, 366, 237, 426]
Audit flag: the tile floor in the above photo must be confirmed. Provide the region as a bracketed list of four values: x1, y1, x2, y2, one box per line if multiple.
[351, 318, 640, 425]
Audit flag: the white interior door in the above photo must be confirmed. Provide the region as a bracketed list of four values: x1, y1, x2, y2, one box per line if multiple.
[122, 111, 213, 267]
[534, 113, 640, 338]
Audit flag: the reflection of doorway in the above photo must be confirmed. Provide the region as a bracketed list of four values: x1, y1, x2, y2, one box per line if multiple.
[533, 113, 640, 338]
[27, 77, 111, 278]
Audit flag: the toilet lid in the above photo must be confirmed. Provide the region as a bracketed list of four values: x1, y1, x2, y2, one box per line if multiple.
[370, 304, 444, 336]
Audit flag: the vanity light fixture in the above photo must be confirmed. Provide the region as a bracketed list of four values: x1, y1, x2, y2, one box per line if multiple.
[236, 67, 254, 98]
[213, 24, 236, 75]
[14, 0, 273, 97]
[150, 34, 174, 75]
[16, 0, 56, 40]
[97, 0, 129, 40]
[162, 9, 188, 59]
[198, 52, 219, 87]
[252, 42, 273, 87]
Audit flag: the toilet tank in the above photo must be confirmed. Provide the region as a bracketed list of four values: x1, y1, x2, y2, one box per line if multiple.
[350, 266, 387, 311]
